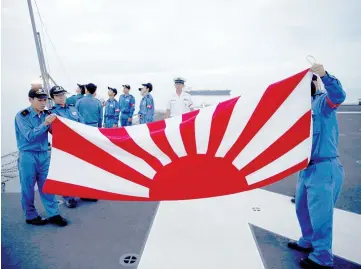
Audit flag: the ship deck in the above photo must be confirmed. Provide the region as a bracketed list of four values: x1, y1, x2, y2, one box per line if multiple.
[2, 106, 361, 269]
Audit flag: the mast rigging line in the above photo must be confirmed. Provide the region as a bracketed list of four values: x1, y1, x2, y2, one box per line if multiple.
[32, 0, 72, 85]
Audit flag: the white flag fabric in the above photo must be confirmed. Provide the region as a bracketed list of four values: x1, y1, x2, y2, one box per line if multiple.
[44, 69, 313, 201]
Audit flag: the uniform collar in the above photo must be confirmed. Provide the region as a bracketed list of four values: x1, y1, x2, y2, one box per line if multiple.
[29, 106, 46, 117]
[85, 94, 93, 98]
[53, 104, 67, 109]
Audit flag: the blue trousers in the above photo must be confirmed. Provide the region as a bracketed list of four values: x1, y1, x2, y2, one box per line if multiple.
[18, 151, 59, 220]
[295, 158, 344, 267]
[120, 115, 132, 127]
[104, 118, 118, 128]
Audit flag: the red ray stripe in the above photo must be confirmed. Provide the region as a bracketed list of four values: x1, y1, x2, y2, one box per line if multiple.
[224, 69, 309, 161]
[147, 120, 179, 161]
[180, 110, 200, 155]
[52, 119, 151, 187]
[240, 111, 311, 176]
[100, 127, 163, 171]
[206, 97, 240, 156]
[243, 159, 309, 191]
[44, 179, 150, 201]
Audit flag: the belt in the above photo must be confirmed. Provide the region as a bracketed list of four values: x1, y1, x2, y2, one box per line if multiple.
[308, 157, 336, 166]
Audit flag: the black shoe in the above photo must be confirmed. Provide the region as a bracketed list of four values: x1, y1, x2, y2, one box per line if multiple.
[300, 257, 333, 268]
[291, 197, 295, 203]
[65, 199, 77, 208]
[81, 198, 98, 202]
[26, 216, 48, 225]
[48, 215, 68, 227]
[288, 242, 314, 253]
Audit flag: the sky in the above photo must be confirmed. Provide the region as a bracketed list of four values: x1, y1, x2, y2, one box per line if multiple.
[1, 0, 361, 155]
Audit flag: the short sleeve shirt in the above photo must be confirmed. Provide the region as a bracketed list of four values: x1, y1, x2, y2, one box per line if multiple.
[166, 92, 194, 117]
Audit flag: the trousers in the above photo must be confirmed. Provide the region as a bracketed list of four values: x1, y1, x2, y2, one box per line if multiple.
[120, 114, 132, 127]
[295, 157, 344, 266]
[104, 117, 118, 128]
[18, 151, 59, 219]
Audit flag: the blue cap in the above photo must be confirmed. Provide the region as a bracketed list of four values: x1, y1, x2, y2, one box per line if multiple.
[28, 88, 48, 99]
[108, 87, 118, 96]
[141, 83, 153, 92]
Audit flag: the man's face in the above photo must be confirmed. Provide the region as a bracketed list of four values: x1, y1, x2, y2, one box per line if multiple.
[53, 93, 66, 105]
[108, 90, 115, 97]
[29, 97, 47, 111]
[123, 87, 130, 94]
[76, 87, 82, 94]
[140, 86, 148, 96]
[175, 83, 184, 93]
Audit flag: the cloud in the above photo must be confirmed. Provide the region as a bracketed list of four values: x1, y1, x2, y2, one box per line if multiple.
[2, 0, 361, 155]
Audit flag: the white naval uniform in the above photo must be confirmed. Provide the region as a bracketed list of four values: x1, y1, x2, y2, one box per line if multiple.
[166, 91, 194, 117]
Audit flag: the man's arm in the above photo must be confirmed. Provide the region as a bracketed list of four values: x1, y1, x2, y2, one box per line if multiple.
[114, 102, 120, 125]
[98, 102, 103, 128]
[129, 96, 135, 118]
[165, 98, 171, 118]
[321, 72, 346, 110]
[146, 96, 155, 122]
[188, 95, 195, 112]
[311, 64, 346, 114]
[15, 113, 51, 142]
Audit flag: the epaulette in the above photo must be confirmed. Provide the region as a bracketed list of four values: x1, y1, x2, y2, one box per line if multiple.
[44, 109, 52, 115]
[21, 109, 29, 116]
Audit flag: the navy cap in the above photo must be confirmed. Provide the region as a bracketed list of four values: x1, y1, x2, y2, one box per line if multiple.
[108, 86, 118, 95]
[50, 86, 68, 97]
[28, 88, 48, 99]
[122, 84, 131, 90]
[140, 83, 153, 92]
[77, 83, 85, 89]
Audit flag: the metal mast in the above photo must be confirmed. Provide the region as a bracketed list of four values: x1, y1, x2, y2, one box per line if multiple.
[27, 0, 53, 108]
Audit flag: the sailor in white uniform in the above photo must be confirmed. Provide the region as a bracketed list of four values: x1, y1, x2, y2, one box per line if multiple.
[165, 77, 194, 118]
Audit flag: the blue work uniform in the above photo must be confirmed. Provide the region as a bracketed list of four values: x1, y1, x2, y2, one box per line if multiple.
[50, 104, 83, 202]
[138, 93, 154, 124]
[295, 72, 346, 267]
[14, 106, 60, 220]
[104, 98, 120, 128]
[66, 94, 83, 106]
[119, 94, 135, 127]
[75, 94, 103, 127]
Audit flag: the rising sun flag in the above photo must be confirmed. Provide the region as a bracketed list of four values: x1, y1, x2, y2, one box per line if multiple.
[43, 69, 313, 201]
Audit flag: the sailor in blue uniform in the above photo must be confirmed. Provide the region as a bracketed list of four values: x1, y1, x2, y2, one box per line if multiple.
[104, 87, 120, 128]
[119, 84, 135, 127]
[14, 88, 68, 226]
[138, 83, 154, 124]
[50, 86, 83, 208]
[75, 83, 103, 127]
[66, 83, 85, 106]
[288, 64, 346, 269]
